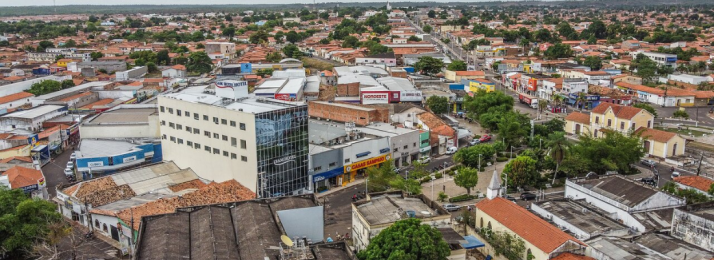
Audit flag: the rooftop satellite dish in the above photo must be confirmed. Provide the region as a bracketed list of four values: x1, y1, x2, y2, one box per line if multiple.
[281, 235, 294, 247]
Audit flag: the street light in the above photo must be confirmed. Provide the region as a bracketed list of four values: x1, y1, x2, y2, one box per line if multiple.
[478, 154, 482, 170]
[431, 175, 436, 200]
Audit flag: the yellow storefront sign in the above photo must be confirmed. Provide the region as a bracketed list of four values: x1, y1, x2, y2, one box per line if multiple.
[344, 154, 391, 173]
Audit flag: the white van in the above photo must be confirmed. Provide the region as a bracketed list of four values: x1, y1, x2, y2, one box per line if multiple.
[445, 146, 458, 155]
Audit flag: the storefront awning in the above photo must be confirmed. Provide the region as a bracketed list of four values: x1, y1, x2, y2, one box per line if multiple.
[312, 167, 344, 182]
[461, 235, 485, 249]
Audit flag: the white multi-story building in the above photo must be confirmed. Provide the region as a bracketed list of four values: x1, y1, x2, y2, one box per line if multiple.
[639, 52, 678, 68]
[158, 82, 309, 197]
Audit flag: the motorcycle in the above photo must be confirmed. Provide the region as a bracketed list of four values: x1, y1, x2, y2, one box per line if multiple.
[85, 231, 94, 240]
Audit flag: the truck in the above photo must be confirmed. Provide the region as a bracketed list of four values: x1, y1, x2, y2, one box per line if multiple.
[518, 93, 539, 109]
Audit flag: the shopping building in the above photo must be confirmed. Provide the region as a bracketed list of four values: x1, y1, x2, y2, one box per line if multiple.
[158, 83, 309, 197]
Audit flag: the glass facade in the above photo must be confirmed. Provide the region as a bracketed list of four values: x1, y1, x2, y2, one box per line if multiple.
[255, 105, 309, 197]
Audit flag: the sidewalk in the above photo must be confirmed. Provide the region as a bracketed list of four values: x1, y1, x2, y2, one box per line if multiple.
[316, 178, 365, 198]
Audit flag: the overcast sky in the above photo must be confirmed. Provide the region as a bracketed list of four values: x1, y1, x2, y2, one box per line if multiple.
[2, 0, 434, 6]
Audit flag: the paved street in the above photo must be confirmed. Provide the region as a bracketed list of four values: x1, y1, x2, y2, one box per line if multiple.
[42, 148, 74, 198]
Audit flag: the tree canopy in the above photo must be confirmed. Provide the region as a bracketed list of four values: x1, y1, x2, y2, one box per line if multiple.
[454, 144, 496, 169]
[502, 155, 540, 188]
[357, 218, 450, 260]
[544, 43, 573, 59]
[563, 131, 644, 175]
[186, 51, 213, 74]
[426, 96, 449, 115]
[447, 60, 467, 71]
[0, 188, 64, 258]
[414, 56, 444, 76]
[454, 167, 479, 195]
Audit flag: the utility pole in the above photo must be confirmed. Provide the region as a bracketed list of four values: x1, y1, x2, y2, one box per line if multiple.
[696, 153, 705, 176]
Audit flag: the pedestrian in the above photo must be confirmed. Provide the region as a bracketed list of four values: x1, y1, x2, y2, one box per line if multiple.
[443, 185, 445, 192]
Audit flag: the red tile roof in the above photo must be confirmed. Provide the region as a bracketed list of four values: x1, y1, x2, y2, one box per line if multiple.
[0, 92, 33, 105]
[633, 127, 677, 143]
[455, 71, 485, 76]
[673, 176, 714, 192]
[475, 197, 584, 253]
[58, 92, 93, 102]
[591, 103, 646, 120]
[2, 166, 44, 189]
[551, 253, 595, 260]
[565, 112, 590, 125]
[0, 156, 33, 163]
[81, 98, 114, 109]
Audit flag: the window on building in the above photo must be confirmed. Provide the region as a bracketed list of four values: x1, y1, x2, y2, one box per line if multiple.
[595, 116, 599, 124]
[394, 148, 399, 152]
[205, 131, 211, 137]
[240, 123, 246, 130]
[161, 120, 165, 126]
[177, 109, 182, 116]
[231, 137, 237, 147]
[241, 156, 247, 162]
[329, 162, 336, 167]
[168, 108, 173, 114]
[345, 159, 350, 163]
[176, 124, 182, 130]
[241, 140, 246, 149]
[413, 142, 417, 147]
[186, 126, 192, 132]
[213, 148, 219, 154]
[403, 145, 408, 149]
[620, 122, 625, 130]
[169, 122, 175, 128]
[205, 146, 211, 152]
[231, 153, 237, 159]
[314, 166, 322, 171]
[194, 128, 200, 134]
[213, 133, 219, 139]
[647, 121, 651, 128]
[170, 136, 176, 142]
[194, 143, 201, 149]
[187, 141, 193, 146]
[185, 111, 190, 117]
[162, 134, 166, 140]
[177, 138, 183, 144]
[194, 113, 199, 120]
[221, 119, 227, 125]
[631, 123, 635, 129]
[203, 115, 209, 121]
[160, 106, 165, 112]
[213, 117, 219, 124]
[223, 151, 229, 157]
[608, 119, 612, 127]
[230, 121, 236, 127]
[222, 135, 228, 141]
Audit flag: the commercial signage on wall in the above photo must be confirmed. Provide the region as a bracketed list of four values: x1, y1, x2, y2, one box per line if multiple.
[88, 161, 104, 167]
[122, 156, 137, 163]
[274, 93, 296, 101]
[344, 154, 391, 172]
[400, 90, 423, 102]
[274, 155, 296, 166]
[361, 92, 389, 104]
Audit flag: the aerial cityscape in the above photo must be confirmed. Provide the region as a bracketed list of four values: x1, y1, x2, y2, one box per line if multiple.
[0, 0, 713, 259]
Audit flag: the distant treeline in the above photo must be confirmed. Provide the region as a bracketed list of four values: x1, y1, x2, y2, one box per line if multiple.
[0, 0, 712, 17]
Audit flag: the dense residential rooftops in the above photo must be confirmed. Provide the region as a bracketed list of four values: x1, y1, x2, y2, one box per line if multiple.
[476, 197, 584, 253]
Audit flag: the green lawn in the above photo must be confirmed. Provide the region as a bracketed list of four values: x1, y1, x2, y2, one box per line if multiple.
[654, 127, 710, 137]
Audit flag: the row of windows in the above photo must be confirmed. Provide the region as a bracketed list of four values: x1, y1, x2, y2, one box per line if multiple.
[393, 142, 418, 152]
[161, 121, 248, 149]
[313, 162, 338, 172]
[164, 135, 248, 161]
[159, 106, 247, 130]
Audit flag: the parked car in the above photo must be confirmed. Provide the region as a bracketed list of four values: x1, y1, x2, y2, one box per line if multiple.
[417, 156, 431, 164]
[641, 177, 656, 186]
[641, 159, 657, 168]
[442, 204, 462, 212]
[504, 195, 517, 203]
[64, 168, 73, 176]
[520, 192, 536, 201]
[70, 152, 77, 161]
[66, 161, 74, 169]
[479, 135, 492, 143]
[445, 146, 458, 155]
[672, 171, 681, 178]
[469, 139, 480, 146]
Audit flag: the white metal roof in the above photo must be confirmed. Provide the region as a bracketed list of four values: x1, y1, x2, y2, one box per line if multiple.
[1, 105, 64, 119]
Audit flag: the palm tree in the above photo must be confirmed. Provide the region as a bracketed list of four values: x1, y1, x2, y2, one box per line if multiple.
[538, 99, 549, 120]
[547, 132, 569, 185]
[552, 95, 564, 110]
[576, 92, 587, 111]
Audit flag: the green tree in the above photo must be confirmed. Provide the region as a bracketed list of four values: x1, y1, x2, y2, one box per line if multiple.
[341, 36, 359, 48]
[282, 44, 300, 58]
[673, 109, 689, 119]
[544, 43, 573, 59]
[222, 27, 236, 39]
[64, 39, 77, 48]
[631, 53, 658, 83]
[633, 103, 658, 118]
[483, 230, 527, 260]
[26, 80, 62, 95]
[583, 56, 602, 70]
[423, 24, 433, 34]
[249, 30, 269, 44]
[357, 218, 450, 260]
[90, 51, 104, 61]
[186, 51, 212, 74]
[365, 159, 419, 194]
[286, 31, 301, 43]
[60, 79, 75, 89]
[428, 10, 436, 18]
[454, 167, 479, 195]
[447, 60, 467, 71]
[426, 95, 449, 115]
[546, 132, 569, 184]
[454, 144, 496, 169]
[37, 40, 55, 52]
[414, 56, 444, 76]
[255, 68, 274, 77]
[266, 52, 283, 63]
[0, 188, 64, 259]
[408, 35, 421, 42]
[502, 155, 539, 188]
[146, 62, 158, 73]
[569, 131, 645, 174]
[497, 112, 530, 147]
[156, 50, 170, 66]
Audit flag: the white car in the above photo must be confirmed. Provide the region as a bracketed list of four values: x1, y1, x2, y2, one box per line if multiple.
[445, 146, 458, 155]
[672, 171, 681, 178]
[417, 156, 431, 164]
[64, 168, 73, 176]
[66, 161, 74, 169]
[469, 139, 480, 146]
[69, 152, 76, 161]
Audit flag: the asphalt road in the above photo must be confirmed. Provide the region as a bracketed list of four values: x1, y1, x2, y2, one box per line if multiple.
[42, 147, 74, 198]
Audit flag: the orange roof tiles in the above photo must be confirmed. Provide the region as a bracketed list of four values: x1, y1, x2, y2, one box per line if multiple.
[565, 112, 591, 125]
[551, 253, 595, 260]
[455, 71, 485, 76]
[634, 127, 677, 143]
[673, 176, 714, 192]
[0, 156, 33, 164]
[58, 92, 92, 102]
[476, 197, 584, 253]
[168, 179, 209, 192]
[2, 166, 44, 189]
[81, 98, 114, 109]
[591, 102, 646, 120]
[0, 92, 33, 105]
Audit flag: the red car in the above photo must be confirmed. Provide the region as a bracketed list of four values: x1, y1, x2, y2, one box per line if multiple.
[479, 135, 491, 143]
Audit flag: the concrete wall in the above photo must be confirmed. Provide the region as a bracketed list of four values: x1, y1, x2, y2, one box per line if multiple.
[308, 102, 389, 126]
[337, 82, 360, 96]
[565, 180, 646, 232]
[644, 134, 686, 159]
[672, 208, 714, 251]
